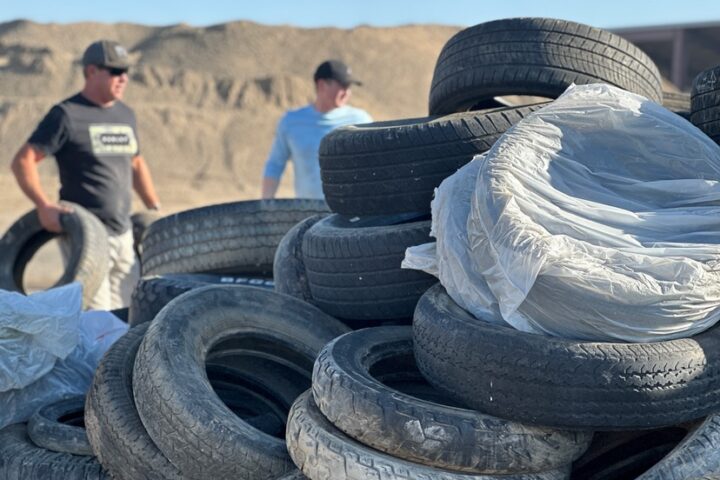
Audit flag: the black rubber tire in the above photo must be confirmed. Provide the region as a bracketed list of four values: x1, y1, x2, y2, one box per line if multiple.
[314, 326, 592, 474]
[85, 323, 183, 480]
[302, 214, 436, 320]
[571, 428, 688, 480]
[132, 285, 349, 480]
[0, 202, 109, 307]
[319, 105, 542, 216]
[429, 18, 662, 114]
[691, 66, 720, 144]
[636, 415, 720, 479]
[0, 423, 108, 479]
[413, 284, 720, 430]
[273, 214, 327, 303]
[287, 391, 571, 480]
[128, 273, 274, 326]
[130, 211, 161, 259]
[27, 396, 93, 456]
[140, 199, 328, 277]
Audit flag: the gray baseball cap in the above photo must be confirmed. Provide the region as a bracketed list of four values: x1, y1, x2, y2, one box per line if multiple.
[82, 40, 131, 69]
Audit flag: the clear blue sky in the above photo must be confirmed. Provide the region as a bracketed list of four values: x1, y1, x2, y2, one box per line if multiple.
[1, 0, 719, 29]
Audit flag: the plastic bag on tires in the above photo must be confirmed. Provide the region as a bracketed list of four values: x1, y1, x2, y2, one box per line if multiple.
[404, 84, 720, 342]
[0, 300, 128, 429]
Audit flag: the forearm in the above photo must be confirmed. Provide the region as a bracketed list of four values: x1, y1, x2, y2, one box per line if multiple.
[11, 144, 51, 207]
[261, 177, 280, 199]
[132, 155, 161, 209]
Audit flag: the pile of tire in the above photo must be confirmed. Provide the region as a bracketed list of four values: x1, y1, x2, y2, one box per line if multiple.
[280, 17, 720, 480]
[84, 284, 349, 479]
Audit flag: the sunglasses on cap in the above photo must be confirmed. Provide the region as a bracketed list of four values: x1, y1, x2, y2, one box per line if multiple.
[99, 66, 129, 76]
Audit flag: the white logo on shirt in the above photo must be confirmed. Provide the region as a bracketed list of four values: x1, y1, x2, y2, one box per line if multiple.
[89, 124, 137, 155]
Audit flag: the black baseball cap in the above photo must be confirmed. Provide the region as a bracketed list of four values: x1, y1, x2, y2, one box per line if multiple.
[313, 60, 362, 87]
[82, 40, 131, 69]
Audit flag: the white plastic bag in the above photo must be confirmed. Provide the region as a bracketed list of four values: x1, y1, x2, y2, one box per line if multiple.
[0, 309, 127, 429]
[405, 84, 720, 342]
[0, 283, 82, 391]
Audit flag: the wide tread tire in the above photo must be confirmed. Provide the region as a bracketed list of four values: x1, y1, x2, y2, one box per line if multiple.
[302, 214, 436, 320]
[141, 199, 328, 277]
[287, 391, 571, 480]
[413, 284, 720, 430]
[313, 327, 592, 474]
[132, 286, 349, 480]
[319, 105, 541, 216]
[129, 273, 274, 326]
[0, 202, 109, 308]
[429, 18, 662, 114]
[0, 423, 108, 480]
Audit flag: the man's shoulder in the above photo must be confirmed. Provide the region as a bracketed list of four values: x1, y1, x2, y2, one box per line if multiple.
[333, 105, 372, 124]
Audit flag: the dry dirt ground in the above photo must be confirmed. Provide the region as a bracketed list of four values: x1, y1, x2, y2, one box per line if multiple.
[0, 20, 460, 289]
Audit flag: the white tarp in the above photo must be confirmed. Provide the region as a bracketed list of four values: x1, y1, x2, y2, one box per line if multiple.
[404, 84, 720, 342]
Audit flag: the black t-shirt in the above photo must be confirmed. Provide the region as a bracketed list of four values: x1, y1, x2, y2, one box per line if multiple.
[28, 93, 139, 235]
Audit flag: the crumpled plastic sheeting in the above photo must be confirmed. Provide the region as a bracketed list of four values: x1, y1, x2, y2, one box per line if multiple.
[405, 84, 720, 342]
[0, 283, 83, 391]
[0, 309, 128, 429]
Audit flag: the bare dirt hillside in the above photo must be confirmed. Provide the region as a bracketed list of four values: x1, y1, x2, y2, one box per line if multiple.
[0, 20, 461, 233]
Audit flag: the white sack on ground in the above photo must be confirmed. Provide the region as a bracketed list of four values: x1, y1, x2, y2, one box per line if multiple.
[0, 283, 82, 391]
[404, 84, 720, 342]
[0, 309, 128, 429]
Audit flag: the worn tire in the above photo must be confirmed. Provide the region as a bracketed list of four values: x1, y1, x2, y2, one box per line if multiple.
[140, 199, 328, 277]
[27, 396, 92, 456]
[636, 415, 720, 479]
[287, 391, 571, 480]
[273, 214, 327, 303]
[133, 286, 349, 480]
[0, 202, 109, 307]
[429, 18, 662, 114]
[0, 423, 108, 480]
[319, 105, 542, 216]
[129, 273, 274, 326]
[302, 214, 436, 320]
[691, 66, 720, 144]
[85, 323, 183, 480]
[314, 326, 591, 473]
[414, 284, 720, 430]
[662, 91, 690, 119]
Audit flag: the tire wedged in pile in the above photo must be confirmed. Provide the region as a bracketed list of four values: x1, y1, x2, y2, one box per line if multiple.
[313, 326, 592, 474]
[414, 284, 720, 430]
[319, 105, 543, 216]
[287, 391, 571, 480]
[132, 285, 349, 479]
[140, 199, 328, 277]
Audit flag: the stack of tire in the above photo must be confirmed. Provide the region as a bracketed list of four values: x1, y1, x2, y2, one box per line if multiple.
[128, 199, 328, 326]
[279, 17, 720, 480]
[84, 284, 349, 479]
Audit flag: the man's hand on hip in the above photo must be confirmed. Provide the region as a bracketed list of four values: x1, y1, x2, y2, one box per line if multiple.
[37, 203, 73, 233]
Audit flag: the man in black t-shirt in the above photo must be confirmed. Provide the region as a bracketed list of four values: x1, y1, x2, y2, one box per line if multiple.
[10, 40, 161, 309]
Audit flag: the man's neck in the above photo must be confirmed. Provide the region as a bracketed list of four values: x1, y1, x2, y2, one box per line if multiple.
[313, 99, 340, 114]
[80, 88, 115, 108]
